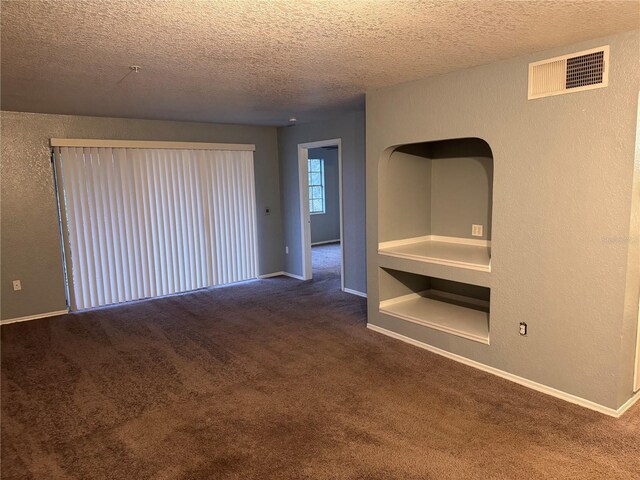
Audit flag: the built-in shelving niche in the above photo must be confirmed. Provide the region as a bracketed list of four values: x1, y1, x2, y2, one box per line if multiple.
[378, 137, 493, 272]
[379, 267, 490, 344]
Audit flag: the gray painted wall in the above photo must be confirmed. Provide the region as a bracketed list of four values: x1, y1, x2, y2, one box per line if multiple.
[430, 140, 493, 240]
[308, 147, 340, 244]
[367, 30, 640, 409]
[382, 149, 432, 242]
[382, 138, 493, 242]
[277, 111, 366, 293]
[0, 112, 284, 320]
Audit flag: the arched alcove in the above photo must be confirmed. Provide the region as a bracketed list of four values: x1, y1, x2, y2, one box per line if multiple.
[376, 137, 494, 343]
[379, 137, 493, 245]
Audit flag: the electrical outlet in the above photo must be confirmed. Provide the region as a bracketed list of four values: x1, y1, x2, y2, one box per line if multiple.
[12, 280, 22, 291]
[265, 207, 271, 216]
[519, 322, 527, 336]
[472, 224, 483, 237]
[285, 246, 289, 254]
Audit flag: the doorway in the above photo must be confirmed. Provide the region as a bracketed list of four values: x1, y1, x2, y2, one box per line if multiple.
[297, 138, 344, 289]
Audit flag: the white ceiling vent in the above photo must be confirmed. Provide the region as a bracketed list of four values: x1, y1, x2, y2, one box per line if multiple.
[528, 46, 609, 100]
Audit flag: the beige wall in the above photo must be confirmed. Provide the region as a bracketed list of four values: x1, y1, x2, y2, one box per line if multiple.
[0, 112, 284, 320]
[366, 30, 640, 409]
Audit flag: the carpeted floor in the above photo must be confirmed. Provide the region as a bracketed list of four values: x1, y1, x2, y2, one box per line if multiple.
[2, 244, 639, 479]
[312, 242, 341, 276]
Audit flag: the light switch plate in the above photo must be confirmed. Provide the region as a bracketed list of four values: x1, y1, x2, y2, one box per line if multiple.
[12, 280, 22, 291]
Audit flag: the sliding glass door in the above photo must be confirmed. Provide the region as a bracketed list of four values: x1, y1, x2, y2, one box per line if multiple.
[53, 143, 258, 310]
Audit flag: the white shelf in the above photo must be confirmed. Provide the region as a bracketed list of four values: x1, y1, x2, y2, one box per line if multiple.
[379, 290, 490, 344]
[378, 236, 491, 272]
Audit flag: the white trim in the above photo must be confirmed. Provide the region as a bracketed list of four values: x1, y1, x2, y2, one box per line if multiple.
[256, 271, 308, 281]
[258, 271, 305, 281]
[343, 288, 367, 298]
[617, 390, 640, 417]
[367, 323, 639, 417]
[635, 298, 640, 392]
[258, 271, 286, 279]
[311, 239, 341, 246]
[297, 139, 345, 290]
[337, 140, 345, 292]
[282, 272, 306, 281]
[299, 139, 340, 150]
[1, 309, 69, 325]
[380, 291, 428, 308]
[378, 250, 491, 273]
[429, 236, 491, 247]
[298, 146, 312, 280]
[379, 289, 490, 310]
[634, 91, 640, 394]
[378, 235, 432, 249]
[378, 235, 491, 272]
[379, 301, 490, 345]
[51, 139, 255, 151]
[379, 235, 490, 249]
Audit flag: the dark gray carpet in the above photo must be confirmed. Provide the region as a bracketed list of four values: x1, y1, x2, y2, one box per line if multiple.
[312, 242, 341, 275]
[2, 252, 639, 479]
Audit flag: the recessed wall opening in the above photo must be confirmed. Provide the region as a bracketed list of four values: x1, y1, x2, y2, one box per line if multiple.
[379, 267, 490, 344]
[378, 137, 494, 271]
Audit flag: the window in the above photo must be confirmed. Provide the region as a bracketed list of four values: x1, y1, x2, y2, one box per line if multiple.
[308, 158, 326, 214]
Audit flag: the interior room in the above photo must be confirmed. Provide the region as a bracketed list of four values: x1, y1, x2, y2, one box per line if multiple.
[1, 1, 639, 478]
[308, 145, 342, 282]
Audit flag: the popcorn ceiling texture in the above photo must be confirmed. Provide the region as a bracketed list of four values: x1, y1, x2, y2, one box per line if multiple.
[1, 0, 638, 125]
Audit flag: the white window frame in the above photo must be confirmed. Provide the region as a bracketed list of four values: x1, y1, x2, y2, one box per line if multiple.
[308, 158, 326, 215]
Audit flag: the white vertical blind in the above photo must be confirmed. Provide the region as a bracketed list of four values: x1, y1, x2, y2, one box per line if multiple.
[56, 146, 258, 310]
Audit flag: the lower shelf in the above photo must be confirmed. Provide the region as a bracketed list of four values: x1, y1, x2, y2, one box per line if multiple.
[379, 290, 490, 344]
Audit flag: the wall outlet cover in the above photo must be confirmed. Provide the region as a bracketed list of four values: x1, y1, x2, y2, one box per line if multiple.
[472, 224, 484, 237]
[12, 280, 22, 291]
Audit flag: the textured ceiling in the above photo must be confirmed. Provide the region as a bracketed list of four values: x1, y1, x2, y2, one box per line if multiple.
[1, 0, 638, 126]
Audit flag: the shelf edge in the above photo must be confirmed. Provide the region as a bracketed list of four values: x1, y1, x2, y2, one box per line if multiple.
[378, 250, 491, 272]
[379, 303, 490, 345]
[379, 235, 491, 249]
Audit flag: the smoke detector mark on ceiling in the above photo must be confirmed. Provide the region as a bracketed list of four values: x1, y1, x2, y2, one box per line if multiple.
[117, 65, 143, 85]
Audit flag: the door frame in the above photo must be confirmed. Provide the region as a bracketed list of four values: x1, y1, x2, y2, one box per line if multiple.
[297, 138, 344, 290]
[635, 296, 640, 392]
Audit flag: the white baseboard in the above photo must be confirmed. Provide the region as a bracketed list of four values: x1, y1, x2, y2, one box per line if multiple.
[617, 389, 640, 417]
[367, 323, 638, 418]
[282, 272, 306, 280]
[258, 271, 306, 280]
[343, 288, 367, 298]
[311, 239, 340, 246]
[258, 271, 286, 279]
[1, 309, 69, 325]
